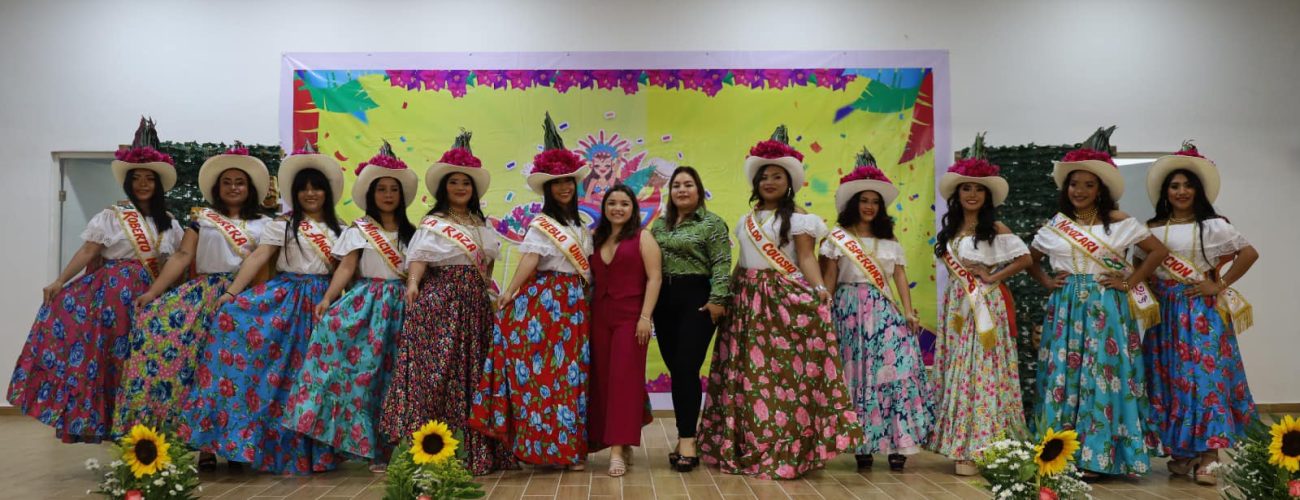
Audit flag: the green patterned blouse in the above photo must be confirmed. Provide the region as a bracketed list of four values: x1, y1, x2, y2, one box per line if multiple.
[651, 208, 732, 304]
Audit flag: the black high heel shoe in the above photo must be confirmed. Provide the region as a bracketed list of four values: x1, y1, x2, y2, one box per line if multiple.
[855, 454, 874, 469]
[887, 454, 906, 471]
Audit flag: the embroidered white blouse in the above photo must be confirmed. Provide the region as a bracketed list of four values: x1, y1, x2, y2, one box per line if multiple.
[947, 234, 1030, 268]
[1031, 217, 1151, 275]
[518, 222, 593, 279]
[406, 220, 501, 268]
[1136, 218, 1250, 280]
[333, 225, 406, 280]
[735, 211, 828, 270]
[191, 215, 271, 274]
[259, 219, 339, 275]
[820, 235, 906, 284]
[81, 208, 184, 261]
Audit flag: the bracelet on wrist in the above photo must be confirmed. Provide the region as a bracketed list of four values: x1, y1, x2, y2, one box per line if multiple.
[639, 315, 652, 322]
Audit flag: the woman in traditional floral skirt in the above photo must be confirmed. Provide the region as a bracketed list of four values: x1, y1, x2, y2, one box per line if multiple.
[381, 131, 516, 475]
[926, 134, 1032, 476]
[182, 144, 345, 475]
[8, 117, 182, 444]
[1027, 127, 1167, 479]
[114, 142, 270, 470]
[1140, 141, 1258, 485]
[821, 148, 929, 472]
[695, 125, 862, 480]
[283, 141, 417, 468]
[469, 113, 593, 469]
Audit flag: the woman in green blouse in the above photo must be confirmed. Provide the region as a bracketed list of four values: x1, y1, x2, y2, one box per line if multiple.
[650, 166, 731, 472]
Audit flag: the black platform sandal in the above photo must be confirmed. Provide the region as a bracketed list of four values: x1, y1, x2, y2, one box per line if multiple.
[673, 454, 700, 472]
[887, 454, 906, 471]
[197, 453, 217, 472]
[855, 454, 873, 469]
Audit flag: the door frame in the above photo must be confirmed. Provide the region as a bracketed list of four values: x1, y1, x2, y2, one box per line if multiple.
[50, 151, 114, 278]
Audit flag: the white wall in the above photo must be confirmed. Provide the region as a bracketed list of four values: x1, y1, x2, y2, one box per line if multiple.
[2, 0, 1297, 403]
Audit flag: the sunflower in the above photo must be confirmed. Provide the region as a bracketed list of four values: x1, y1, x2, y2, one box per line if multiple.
[1268, 415, 1300, 472]
[1034, 427, 1080, 476]
[411, 420, 459, 464]
[122, 424, 172, 478]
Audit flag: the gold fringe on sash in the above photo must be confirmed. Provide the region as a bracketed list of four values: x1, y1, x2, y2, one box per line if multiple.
[1129, 295, 1161, 332]
[1217, 288, 1253, 335]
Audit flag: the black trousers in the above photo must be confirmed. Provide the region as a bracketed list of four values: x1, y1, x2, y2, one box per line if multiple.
[652, 274, 718, 438]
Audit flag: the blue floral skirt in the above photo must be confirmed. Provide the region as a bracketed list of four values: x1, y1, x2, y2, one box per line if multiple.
[1035, 275, 1158, 475]
[180, 272, 340, 475]
[283, 278, 403, 460]
[1143, 279, 1255, 457]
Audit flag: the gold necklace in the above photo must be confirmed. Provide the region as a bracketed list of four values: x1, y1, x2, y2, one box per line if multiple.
[1074, 207, 1099, 226]
[1168, 214, 1196, 225]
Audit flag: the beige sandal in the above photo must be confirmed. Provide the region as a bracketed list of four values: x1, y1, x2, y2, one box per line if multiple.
[608, 456, 626, 477]
[568, 461, 586, 472]
[954, 460, 979, 476]
[1195, 461, 1218, 485]
[1167, 456, 1198, 476]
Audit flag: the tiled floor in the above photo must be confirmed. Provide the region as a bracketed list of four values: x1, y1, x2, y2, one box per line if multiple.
[1, 415, 1224, 499]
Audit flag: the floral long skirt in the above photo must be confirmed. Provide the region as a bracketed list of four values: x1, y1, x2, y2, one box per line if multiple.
[1035, 275, 1158, 475]
[180, 272, 339, 475]
[1143, 279, 1256, 457]
[112, 272, 233, 437]
[283, 278, 402, 460]
[697, 268, 862, 479]
[832, 282, 930, 456]
[381, 265, 516, 475]
[927, 282, 1027, 460]
[7, 259, 151, 443]
[469, 271, 590, 466]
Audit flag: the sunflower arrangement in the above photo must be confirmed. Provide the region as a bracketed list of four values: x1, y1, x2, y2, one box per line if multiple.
[1218, 415, 1300, 499]
[384, 420, 484, 500]
[86, 424, 200, 499]
[976, 427, 1091, 500]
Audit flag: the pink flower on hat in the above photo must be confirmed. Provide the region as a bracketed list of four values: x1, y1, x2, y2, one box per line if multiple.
[355, 141, 409, 175]
[1172, 140, 1212, 162]
[748, 140, 804, 162]
[947, 158, 1001, 177]
[840, 165, 891, 184]
[1061, 148, 1116, 167]
[439, 148, 482, 168]
[531, 148, 586, 175]
[114, 147, 174, 165]
[355, 154, 408, 176]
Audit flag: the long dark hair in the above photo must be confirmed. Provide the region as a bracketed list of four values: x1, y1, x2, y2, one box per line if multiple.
[284, 168, 343, 262]
[593, 184, 641, 247]
[663, 166, 706, 230]
[1057, 170, 1118, 234]
[934, 184, 998, 257]
[208, 168, 263, 220]
[427, 172, 486, 222]
[541, 177, 582, 226]
[837, 190, 896, 240]
[122, 168, 173, 230]
[748, 164, 797, 247]
[363, 177, 416, 246]
[1148, 168, 1220, 264]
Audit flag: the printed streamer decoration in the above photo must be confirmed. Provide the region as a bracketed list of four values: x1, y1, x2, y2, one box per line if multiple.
[283, 52, 948, 398]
